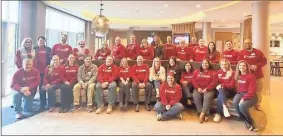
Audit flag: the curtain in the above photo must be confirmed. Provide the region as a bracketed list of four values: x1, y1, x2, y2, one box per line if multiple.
[171, 22, 196, 36]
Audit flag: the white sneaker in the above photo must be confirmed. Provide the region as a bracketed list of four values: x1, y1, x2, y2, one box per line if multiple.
[223, 105, 231, 117]
[213, 114, 221, 123]
[95, 107, 104, 114]
[157, 114, 162, 121]
[177, 113, 183, 120]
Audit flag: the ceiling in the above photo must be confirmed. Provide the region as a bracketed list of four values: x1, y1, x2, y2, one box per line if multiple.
[44, 1, 283, 31]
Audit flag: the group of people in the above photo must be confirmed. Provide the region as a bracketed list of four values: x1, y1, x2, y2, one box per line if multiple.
[11, 33, 267, 132]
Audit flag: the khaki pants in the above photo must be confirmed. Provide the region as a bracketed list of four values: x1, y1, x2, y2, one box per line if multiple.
[256, 78, 263, 105]
[73, 83, 95, 106]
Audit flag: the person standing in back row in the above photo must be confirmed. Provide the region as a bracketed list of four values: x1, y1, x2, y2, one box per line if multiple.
[237, 39, 267, 111]
[163, 36, 176, 60]
[222, 40, 238, 65]
[188, 36, 199, 48]
[126, 34, 140, 60]
[112, 37, 127, 60]
[52, 34, 72, 65]
[34, 36, 52, 111]
[151, 35, 164, 59]
[193, 39, 208, 62]
[15, 38, 36, 69]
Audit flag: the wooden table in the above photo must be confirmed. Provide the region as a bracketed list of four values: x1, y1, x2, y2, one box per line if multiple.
[270, 60, 283, 76]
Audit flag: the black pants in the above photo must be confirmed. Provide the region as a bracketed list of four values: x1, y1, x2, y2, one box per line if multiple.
[39, 73, 47, 109]
[60, 83, 75, 109]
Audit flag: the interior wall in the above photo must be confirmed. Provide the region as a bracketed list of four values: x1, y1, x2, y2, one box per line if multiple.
[211, 28, 240, 42]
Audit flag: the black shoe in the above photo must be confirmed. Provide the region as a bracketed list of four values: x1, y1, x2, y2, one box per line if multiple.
[236, 116, 245, 121]
[145, 104, 151, 111]
[71, 105, 81, 112]
[58, 108, 64, 113]
[249, 124, 259, 132]
[63, 108, 69, 113]
[244, 120, 252, 129]
[135, 104, 139, 112]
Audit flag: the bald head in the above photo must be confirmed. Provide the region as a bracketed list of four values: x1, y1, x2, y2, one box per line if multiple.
[115, 37, 121, 45]
[191, 36, 197, 44]
[137, 55, 144, 66]
[180, 39, 185, 47]
[244, 39, 253, 50]
[167, 36, 172, 43]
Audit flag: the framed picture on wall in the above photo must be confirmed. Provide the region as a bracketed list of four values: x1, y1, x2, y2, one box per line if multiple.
[270, 40, 281, 47]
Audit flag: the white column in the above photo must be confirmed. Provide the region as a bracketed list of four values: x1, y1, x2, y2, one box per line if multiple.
[85, 21, 95, 54]
[240, 23, 244, 50]
[202, 22, 212, 44]
[252, 1, 270, 95]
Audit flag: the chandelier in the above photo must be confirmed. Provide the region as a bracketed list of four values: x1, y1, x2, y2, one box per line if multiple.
[91, 0, 109, 35]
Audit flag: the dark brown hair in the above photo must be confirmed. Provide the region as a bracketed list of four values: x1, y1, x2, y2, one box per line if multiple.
[199, 59, 213, 72]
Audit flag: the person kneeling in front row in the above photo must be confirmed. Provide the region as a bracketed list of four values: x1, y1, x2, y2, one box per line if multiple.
[11, 58, 40, 119]
[233, 60, 258, 132]
[154, 72, 184, 121]
[95, 56, 118, 114]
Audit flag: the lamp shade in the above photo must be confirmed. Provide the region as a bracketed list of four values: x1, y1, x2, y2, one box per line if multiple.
[91, 15, 110, 35]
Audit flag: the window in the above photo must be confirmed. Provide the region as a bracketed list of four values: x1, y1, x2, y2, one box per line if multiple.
[1, 1, 19, 96]
[45, 7, 86, 48]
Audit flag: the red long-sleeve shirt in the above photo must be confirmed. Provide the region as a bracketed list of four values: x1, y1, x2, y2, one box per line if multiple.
[94, 48, 111, 60]
[112, 44, 127, 60]
[237, 48, 267, 79]
[223, 49, 239, 65]
[43, 65, 65, 85]
[130, 64, 150, 83]
[180, 71, 193, 84]
[52, 43, 72, 62]
[176, 46, 194, 61]
[188, 43, 199, 48]
[119, 66, 131, 80]
[193, 46, 208, 62]
[73, 48, 90, 60]
[139, 46, 154, 60]
[126, 43, 140, 60]
[163, 43, 176, 60]
[64, 65, 79, 84]
[97, 64, 118, 83]
[35, 47, 47, 73]
[192, 69, 217, 90]
[237, 73, 256, 100]
[216, 70, 235, 89]
[11, 68, 40, 92]
[160, 83, 182, 106]
[207, 52, 220, 63]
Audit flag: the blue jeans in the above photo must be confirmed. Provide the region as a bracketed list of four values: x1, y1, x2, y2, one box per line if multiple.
[233, 92, 258, 125]
[154, 102, 184, 120]
[153, 81, 161, 89]
[39, 73, 47, 109]
[13, 90, 36, 113]
[182, 84, 193, 99]
[95, 81, 117, 107]
[216, 88, 235, 114]
[46, 84, 63, 108]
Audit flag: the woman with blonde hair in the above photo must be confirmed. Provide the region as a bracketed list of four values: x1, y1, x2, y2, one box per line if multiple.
[43, 55, 65, 112]
[118, 58, 131, 111]
[151, 35, 164, 59]
[139, 38, 154, 60]
[15, 37, 36, 69]
[233, 60, 258, 132]
[149, 57, 166, 100]
[213, 59, 236, 122]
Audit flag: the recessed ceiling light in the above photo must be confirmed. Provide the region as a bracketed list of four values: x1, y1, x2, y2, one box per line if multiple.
[84, 5, 88, 7]
[243, 12, 247, 16]
[116, 4, 120, 7]
[222, 20, 226, 22]
[196, 4, 201, 8]
[164, 4, 168, 7]
[120, 11, 124, 13]
[160, 11, 164, 13]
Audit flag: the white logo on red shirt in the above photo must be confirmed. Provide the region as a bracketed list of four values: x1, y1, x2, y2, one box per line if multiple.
[238, 80, 246, 84]
[165, 89, 176, 94]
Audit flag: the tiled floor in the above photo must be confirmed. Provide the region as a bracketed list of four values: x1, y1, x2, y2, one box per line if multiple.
[2, 76, 283, 135]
